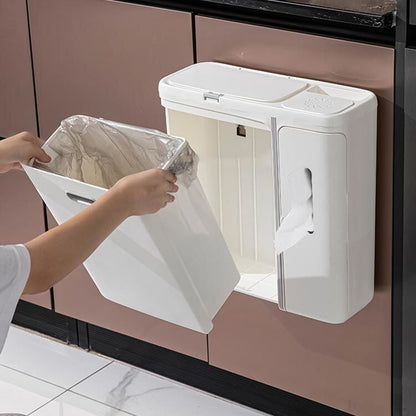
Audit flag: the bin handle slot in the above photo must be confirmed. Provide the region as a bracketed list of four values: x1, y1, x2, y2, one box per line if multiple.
[66, 192, 95, 206]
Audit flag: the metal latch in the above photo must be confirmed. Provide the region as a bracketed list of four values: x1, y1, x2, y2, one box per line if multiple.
[203, 91, 223, 102]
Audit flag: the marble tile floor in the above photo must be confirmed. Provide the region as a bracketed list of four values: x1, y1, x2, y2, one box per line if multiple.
[0, 326, 269, 416]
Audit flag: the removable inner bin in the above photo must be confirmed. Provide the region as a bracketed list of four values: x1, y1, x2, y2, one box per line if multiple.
[23, 115, 240, 334]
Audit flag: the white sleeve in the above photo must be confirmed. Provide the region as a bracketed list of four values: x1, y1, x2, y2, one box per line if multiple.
[0, 244, 31, 353]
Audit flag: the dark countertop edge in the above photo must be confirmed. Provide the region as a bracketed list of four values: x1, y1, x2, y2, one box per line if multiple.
[120, 0, 395, 46]
[199, 0, 396, 29]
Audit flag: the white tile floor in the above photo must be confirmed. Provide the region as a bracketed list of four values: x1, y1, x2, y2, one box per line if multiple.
[0, 326, 269, 416]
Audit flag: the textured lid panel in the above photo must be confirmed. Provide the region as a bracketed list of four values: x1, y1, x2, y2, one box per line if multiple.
[282, 92, 354, 114]
[167, 63, 308, 103]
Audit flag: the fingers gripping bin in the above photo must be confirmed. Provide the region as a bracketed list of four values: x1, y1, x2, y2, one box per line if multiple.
[22, 116, 240, 334]
[159, 62, 377, 323]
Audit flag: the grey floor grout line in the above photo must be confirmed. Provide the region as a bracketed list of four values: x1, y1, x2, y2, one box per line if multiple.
[25, 361, 117, 415]
[28, 389, 137, 416]
[0, 358, 113, 390]
[0, 359, 115, 415]
[63, 361, 140, 416]
[28, 389, 68, 415]
[65, 360, 114, 391]
[0, 363, 65, 390]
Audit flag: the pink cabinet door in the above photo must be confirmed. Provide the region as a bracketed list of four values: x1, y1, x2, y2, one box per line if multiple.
[0, 0, 50, 309]
[196, 17, 393, 416]
[28, 0, 206, 360]
[28, 0, 193, 136]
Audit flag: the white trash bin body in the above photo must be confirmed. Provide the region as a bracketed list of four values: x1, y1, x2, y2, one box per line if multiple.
[23, 115, 240, 334]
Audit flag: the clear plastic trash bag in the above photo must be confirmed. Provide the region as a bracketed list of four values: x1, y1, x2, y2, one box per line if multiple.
[33, 115, 198, 188]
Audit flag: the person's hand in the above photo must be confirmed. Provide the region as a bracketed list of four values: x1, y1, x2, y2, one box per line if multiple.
[110, 168, 178, 217]
[23, 168, 179, 294]
[0, 131, 51, 173]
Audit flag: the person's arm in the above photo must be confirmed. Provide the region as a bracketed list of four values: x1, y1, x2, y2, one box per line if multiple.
[0, 131, 178, 295]
[23, 168, 178, 294]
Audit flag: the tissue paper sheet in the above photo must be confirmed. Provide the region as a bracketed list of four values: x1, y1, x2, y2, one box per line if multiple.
[275, 168, 314, 254]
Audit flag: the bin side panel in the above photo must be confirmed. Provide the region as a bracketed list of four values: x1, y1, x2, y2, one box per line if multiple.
[49, 212, 208, 360]
[22, 166, 220, 334]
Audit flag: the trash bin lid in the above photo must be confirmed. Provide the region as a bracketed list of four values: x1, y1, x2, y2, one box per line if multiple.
[165, 62, 308, 103]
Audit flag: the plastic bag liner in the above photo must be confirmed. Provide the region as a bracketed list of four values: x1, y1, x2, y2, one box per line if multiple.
[33, 115, 198, 188]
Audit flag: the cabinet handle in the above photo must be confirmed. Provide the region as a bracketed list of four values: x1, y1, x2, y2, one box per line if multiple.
[66, 192, 95, 206]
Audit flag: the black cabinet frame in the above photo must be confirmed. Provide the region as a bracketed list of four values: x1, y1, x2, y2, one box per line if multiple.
[393, 1, 416, 415]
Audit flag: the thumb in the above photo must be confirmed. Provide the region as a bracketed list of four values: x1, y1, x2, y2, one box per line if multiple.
[11, 162, 23, 171]
[33, 146, 51, 163]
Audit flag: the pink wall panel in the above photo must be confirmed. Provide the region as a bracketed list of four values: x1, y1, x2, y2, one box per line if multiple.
[0, 0, 37, 136]
[196, 17, 393, 416]
[28, 0, 205, 360]
[28, 0, 193, 136]
[0, 0, 50, 309]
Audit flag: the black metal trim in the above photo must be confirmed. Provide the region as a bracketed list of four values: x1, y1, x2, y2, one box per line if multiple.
[392, 35, 405, 416]
[12, 301, 350, 416]
[117, 0, 395, 46]
[25, 0, 40, 138]
[77, 321, 90, 350]
[195, 0, 395, 28]
[13, 300, 78, 345]
[393, 43, 416, 416]
[191, 13, 198, 64]
[391, 1, 416, 415]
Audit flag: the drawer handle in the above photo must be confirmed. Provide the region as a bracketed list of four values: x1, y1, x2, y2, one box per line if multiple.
[66, 192, 95, 206]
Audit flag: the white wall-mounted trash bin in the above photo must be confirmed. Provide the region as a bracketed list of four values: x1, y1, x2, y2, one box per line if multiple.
[159, 62, 377, 324]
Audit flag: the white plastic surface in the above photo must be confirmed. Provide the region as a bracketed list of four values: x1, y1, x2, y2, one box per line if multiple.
[165, 62, 308, 102]
[282, 91, 354, 114]
[166, 110, 277, 302]
[23, 117, 240, 334]
[278, 128, 349, 322]
[160, 62, 377, 323]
